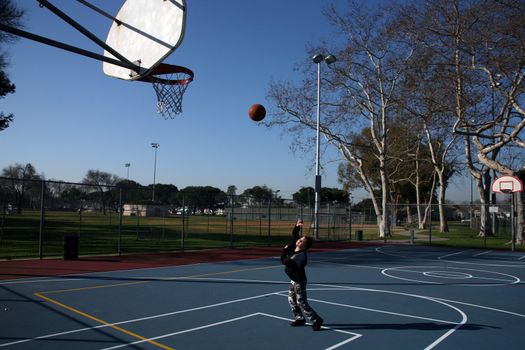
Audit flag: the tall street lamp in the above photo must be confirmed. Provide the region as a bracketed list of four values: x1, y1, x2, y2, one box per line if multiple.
[125, 163, 130, 180]
[491, 76, 501, 235]
[470, 172, 473, 229]
[312, 53, 336, 239]
[151, 143, 159, 201]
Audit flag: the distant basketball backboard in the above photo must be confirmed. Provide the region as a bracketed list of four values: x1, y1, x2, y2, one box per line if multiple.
[491, 175, 523, 193]
[103, 0, 187, 81]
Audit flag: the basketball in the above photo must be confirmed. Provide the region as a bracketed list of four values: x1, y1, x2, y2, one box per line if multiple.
[248, 103, 266, 122]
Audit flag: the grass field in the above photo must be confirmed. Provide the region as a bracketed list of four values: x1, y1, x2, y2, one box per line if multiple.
[0, 210, 522, 259]
[0, 210, 349, 259]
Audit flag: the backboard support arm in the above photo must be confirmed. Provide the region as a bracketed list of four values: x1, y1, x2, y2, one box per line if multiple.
[75, 0, 122, 25]
[0, 23, 139, 72]
[36, 0, 137, 70]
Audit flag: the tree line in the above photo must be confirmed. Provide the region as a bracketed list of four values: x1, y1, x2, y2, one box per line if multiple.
[0, 163, 350, 215]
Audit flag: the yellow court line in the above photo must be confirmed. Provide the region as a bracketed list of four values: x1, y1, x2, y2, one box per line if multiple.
[182, 264, 281, 278]
[34, 292, 174, 350]
[33, 263, 281, 349]
[39, 264, 280, 295]
[41, 280, 148, 295]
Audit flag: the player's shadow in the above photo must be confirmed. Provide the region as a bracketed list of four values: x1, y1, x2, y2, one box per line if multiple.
[323, 322, 500, 331]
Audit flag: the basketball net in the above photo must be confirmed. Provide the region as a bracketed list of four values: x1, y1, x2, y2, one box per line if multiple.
[152, 76, 190, 119]
[142, 64, 194, 119]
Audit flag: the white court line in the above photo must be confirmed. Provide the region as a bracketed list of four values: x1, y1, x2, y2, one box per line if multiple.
[471, 275, 519, 283]
[0, 325, 99, 348]
[430, 297, 525, 318]
[162, 276, 289, 284]
[258, 312, 362, 350]
[469, 251, 525, 262]
[438, 250, 473, 260]
[274, 292, 457, 325]
[314, 258, 386, 270]
[99, 313, 262, 350]
[311, 282, 525, 319]
[472, 250, 492, 257]
[381, 266, 521, 286]
[309, 284, 468, 350]
[376, 246, 525, 268]
[436, 258, 525, 268]
[325, 336, 361, 350]
[99, 312, 362, 350]
[0, 291, 281, 348]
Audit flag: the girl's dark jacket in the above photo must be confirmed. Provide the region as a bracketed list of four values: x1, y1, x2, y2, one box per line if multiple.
[280, 224, 308, 283]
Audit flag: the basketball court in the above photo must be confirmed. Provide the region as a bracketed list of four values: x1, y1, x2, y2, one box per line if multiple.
[1, 3, 524, 349]
[1, 244, 524, 349]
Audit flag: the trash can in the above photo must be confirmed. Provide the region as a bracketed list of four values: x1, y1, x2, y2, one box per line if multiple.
[64, 235, 79, 260]
[356, 230, 363, 241]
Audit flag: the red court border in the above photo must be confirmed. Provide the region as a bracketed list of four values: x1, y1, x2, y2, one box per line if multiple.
[0, 241, 379, 280]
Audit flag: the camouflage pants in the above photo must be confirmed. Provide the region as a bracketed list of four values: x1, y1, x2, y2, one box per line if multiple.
[288, 281, 319, 322]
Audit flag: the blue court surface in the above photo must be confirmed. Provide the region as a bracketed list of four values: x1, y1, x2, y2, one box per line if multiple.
[1, 244, 524, 349]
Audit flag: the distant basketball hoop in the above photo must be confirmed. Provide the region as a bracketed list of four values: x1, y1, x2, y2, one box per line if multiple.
[491, 175, 523, 194]
[492, 175, 522, 252]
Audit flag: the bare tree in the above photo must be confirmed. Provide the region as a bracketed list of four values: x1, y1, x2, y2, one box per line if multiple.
[0, 163, 42, 213]
[452, 0, 525, 241]
[393, 35, 461, 232]
[82, 170, 120, 215]
[397, 0, 525, 240]
[267, 1, 413, 238]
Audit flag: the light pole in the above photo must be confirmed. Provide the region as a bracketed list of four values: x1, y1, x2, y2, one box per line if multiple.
[125, 163, 130, 180]
[490, 77, 501, 235]
[274, 189, 281, 220]
[348, 193, 353, 240]
[312, 53, 336, 239]
[151, 143, 159, 202]
[470, 173, 473, 229]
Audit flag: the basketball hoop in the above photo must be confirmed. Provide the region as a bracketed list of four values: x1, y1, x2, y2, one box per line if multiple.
[139, 63, 194, 119]
[491, 175, 523, 194]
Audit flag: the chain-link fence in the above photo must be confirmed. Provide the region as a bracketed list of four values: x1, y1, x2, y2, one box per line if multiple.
[350, 201, 520, 250]
[0, 178, 352, 259]
[1, 177, 522, 259]
[224, 197, 351, 245]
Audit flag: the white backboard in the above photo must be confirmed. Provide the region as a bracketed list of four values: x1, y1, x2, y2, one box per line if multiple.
[492, 175, 523, 193]
[103, 0, 186, 80]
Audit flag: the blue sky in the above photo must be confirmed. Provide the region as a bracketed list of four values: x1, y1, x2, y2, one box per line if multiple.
[0, 0, 472, 202]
